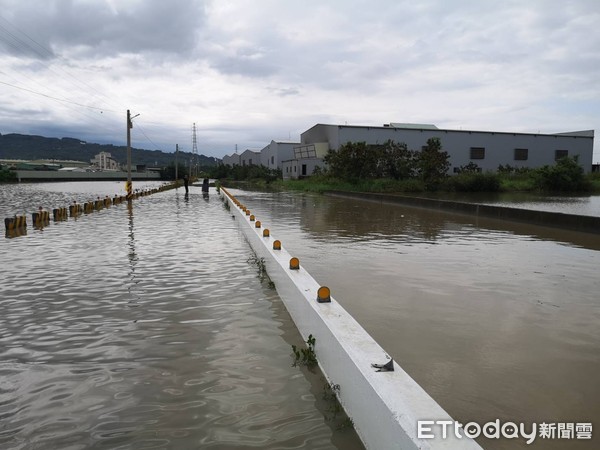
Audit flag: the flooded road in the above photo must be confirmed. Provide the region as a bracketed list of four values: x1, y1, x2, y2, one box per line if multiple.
[2, 181, 599, 449]
[230, 188, 600, 450]
[0, 182, 363, 450]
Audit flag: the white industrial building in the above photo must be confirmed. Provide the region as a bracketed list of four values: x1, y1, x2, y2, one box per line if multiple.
[221, 122, 594, 180]
[222, 153, 240, 166]
[281, 142, 329, 179]
[239, 149, 261, 166]
[282, 123, 594, 179]
[260, 140, 298, 169]
[221, 141, 298, 170]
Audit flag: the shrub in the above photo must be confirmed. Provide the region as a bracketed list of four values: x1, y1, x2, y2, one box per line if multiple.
[0, 168, 17, 182]
[447, 172, 501, 192]
[533, 156, 591, 192]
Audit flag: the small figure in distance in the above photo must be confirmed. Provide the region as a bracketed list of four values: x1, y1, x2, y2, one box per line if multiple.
[202, 178, 209, 198]
[183, 174, 189, 194]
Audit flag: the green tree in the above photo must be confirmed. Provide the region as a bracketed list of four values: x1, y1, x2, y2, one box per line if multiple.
[159, 163, 189, 180]
[376, 140, 417, 180]
[417, 137, 450, 189]
[208, 163, 233, 179]
[0, 166, 17, 182]
[458, 162, 481, 173]
[325, 140, 421, 182]
[325, 142, 379, 181]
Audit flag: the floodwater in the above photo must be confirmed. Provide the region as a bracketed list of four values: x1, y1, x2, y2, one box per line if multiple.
[423, 192, 600, 217]
[228, 188, 600, 450]
[480, 193, 600, 217]
[0, 182, 364, 450]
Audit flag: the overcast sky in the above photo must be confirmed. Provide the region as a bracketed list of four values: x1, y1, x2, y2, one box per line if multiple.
[1, 0, 599, 161]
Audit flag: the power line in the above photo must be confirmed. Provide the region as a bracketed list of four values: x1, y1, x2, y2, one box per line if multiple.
[0, 20, 52, 60]
[0, 14, 126, 114]
[0, 80, 117, 112]
[0, 14, 188, 152]
[133, 120, 161, 150]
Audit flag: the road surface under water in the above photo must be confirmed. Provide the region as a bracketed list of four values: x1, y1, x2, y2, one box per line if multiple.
[0, 182, 364, 450]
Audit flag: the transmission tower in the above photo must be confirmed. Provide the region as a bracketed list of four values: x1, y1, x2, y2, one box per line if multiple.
[191, 123, 198, 177]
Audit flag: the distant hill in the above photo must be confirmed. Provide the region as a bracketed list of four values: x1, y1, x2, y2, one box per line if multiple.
[0, 133, 219, 168]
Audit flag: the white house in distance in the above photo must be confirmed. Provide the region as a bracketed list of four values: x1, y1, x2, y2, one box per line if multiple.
[222, 153, 240, 166]
[221, 140, 298, 170]
[260, 140, 297, 169]
[220, 122, 595, 180]
[91, 151, 119, 171]
[240, 149, 261, 167]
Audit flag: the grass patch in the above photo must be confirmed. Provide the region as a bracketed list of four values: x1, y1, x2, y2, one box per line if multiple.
[273, 176, 425, 194]
[498, 174, 538, 192]
[587, 172, 600, 193]
[291, 334, 317, 368]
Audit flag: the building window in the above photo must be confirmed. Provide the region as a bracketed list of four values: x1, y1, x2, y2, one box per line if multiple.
[514, 148, 528, 161]
[249, 158, 253, 165]
[453, 167, 461, 173]
[470, 147, 485, 159]
[294, 166, 296, 172]
[271, 156, 274, 165]
[302, 164, 307, 176]
[555, 150, 568, 161]
[294, 145, 317, 158]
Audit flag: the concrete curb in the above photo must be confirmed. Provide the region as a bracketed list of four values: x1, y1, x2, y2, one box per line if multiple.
[325, 191, 600, 235]
[221, 187, 482, 450]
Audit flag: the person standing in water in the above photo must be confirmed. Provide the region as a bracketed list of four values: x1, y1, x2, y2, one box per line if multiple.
[183, 175, 189, 194]
[202, 178, 209, 194]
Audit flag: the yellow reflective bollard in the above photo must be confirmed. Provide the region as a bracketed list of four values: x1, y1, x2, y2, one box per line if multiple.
[317, 286, 331, 303]
[289, 257, 300, 270]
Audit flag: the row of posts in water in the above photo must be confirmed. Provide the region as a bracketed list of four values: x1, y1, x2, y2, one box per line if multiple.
[4, 183, 176, 238]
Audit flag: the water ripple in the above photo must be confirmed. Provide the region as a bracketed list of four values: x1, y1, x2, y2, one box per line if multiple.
[0, 184, 361, 450]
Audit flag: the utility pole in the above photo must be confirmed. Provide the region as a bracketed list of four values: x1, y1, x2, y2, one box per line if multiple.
[126, 110, 133, 200]
[192, 123, 198, 179]
[126, 109, 139, 200]
[175, 144, 179, 182]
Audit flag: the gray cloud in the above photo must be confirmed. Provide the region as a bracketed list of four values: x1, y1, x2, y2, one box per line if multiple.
[0, 0, 206, 60]
[0, 0, 598, 160]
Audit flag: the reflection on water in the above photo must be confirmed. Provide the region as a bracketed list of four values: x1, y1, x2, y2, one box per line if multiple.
[0, 183, 363, 450]
[232, 189, 600, 450]
[422, 191, 600, 218]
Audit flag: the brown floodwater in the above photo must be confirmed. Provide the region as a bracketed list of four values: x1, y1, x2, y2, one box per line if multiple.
[230, 188, 600, 450]
[0, 182, 364, 450]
